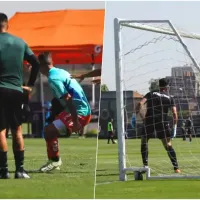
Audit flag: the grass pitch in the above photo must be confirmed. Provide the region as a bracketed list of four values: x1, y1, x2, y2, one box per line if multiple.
[1, 138, 97, 198]
[3, 137, 200, 198]
[96, 138, 200, 198]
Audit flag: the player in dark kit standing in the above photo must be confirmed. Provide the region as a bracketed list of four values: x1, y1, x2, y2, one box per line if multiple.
[181, 120, 186, 141]
[0, 13, 40, 179]
[185, 117, 192, 142]
[136, 78, 180, 173]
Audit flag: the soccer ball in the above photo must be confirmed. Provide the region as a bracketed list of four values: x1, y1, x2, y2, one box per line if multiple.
[134, 171, 143, 181]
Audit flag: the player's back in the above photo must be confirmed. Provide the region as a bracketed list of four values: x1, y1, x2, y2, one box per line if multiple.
[0, 33, 27, 92]
[145, 91, 174, 120]
[48, 68, 91, 116]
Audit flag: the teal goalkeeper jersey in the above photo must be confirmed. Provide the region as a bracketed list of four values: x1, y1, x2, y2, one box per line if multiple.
[48, 67, 91, 116]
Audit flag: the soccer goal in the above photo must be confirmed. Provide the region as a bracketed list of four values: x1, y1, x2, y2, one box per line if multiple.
[114, 18, 200, 181]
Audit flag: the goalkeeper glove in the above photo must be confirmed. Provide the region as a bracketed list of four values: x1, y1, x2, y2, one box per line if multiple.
[171, 124, 177, 138]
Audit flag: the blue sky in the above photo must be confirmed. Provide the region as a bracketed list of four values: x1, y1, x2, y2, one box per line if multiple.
[103, 1, 200, 93]
[0, 1, 104, 18]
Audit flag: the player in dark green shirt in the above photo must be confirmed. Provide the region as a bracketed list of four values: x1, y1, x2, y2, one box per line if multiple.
[0, 13, 40, 179]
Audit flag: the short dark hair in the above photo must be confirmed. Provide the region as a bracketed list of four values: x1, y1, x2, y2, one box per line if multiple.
[38, 52, 52, 65]
[0, 13, 8, 28]
[159, 78, 169, 88]
[0, 13, 8, 22]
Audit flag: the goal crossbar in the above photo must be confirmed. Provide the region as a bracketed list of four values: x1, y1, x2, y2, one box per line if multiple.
[119, 19, 200, 41]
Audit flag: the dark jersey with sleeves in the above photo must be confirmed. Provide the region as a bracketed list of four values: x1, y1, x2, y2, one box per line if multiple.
[144, 90, 175, 121]
[185, 119, 192, 128]
[0, 33, 34, 92]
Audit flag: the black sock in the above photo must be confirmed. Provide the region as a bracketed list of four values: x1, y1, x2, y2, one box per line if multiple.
[51, 156, 59, 162]
[166, 146, 178, 170]
[0, 151, 8, 169]
[141, 143, 148, 166]
[13, 150, 24, 171]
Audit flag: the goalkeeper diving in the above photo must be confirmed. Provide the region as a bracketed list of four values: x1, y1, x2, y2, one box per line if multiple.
[29, 52, 91, 172]
[136, 78, 180, 173]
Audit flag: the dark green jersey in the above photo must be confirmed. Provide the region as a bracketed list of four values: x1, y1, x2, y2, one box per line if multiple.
[0, 33, 33, 92]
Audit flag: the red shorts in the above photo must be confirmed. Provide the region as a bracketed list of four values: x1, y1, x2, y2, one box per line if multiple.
[52, 111, 91, 134]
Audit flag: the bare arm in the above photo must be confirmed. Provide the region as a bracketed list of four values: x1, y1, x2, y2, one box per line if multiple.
[72, 69, 101, 79]
[135, 98, 147, 115]
[49, 79, 80, 131]
[172, 106, 178, 126]
[62, 93, 78, 123]
[72, 69, 101, 83]
[92, 78, 101, 84]
[24, 43, 40, 86]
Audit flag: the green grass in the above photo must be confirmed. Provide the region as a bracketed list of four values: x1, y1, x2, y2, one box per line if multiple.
[3, 137, 200, 198]
[7, 123, 31, 136]
[22, 123, 30, 134]
[1, 138, 97, 198]
[96, 138, 200, 198]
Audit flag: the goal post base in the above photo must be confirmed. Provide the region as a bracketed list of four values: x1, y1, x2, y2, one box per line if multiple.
[123, 167, 200, 181]
[124, 167, 149, 173]
[124, 167, 150, 180]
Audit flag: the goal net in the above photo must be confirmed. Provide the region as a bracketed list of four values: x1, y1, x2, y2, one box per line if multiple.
[114, 19, 200, 181]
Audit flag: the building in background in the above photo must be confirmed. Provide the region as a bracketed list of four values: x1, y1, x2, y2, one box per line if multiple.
[166, 65, 200, 117]
[99, 90, 143, 139]
[168, 66, 200, 98]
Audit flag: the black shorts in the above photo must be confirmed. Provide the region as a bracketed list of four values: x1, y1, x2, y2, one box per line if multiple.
[141, 117, 171, 139]
[108, 131, 114, 137]
[186, 128, 192, 135]
[0, 87, 23, 130]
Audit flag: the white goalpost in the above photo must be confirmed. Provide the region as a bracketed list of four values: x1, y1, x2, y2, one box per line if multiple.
[114, 18, 200, 181]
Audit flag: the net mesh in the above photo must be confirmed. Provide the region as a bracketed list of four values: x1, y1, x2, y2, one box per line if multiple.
[120, 22, 200, 177]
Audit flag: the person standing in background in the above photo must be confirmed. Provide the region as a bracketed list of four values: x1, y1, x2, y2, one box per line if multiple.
[185, 117, 192, 142]
[181, 120, 186, 141]
[107, 118, 116, 144]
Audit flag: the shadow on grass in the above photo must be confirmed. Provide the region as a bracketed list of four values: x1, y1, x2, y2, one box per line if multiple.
[59, 171, 89, 174]
[96, 169, 107, 172]
[96, 173, 119, 177]
[9, 170, 54, 174]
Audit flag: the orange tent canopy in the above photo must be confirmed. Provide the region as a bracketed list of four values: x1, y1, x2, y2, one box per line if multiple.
[8, 9, 104, 64]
